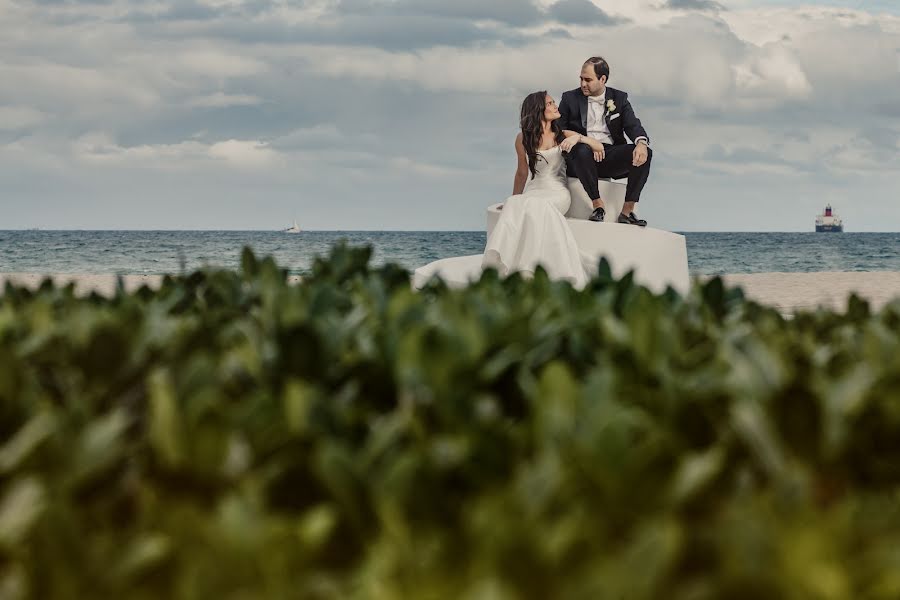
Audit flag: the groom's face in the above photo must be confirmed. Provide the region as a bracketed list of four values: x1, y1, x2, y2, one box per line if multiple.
[580, 66, 606, 97]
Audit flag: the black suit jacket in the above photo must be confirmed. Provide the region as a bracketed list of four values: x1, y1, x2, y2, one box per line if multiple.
[557, 86, 648, 146]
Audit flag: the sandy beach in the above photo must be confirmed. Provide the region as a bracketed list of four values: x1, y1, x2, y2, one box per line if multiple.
[720, 272, 900, 313]
[0, 273, 304, 298]
[2, 271, 899, 313]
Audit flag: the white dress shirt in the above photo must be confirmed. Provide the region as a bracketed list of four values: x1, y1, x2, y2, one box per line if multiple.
[586, 93, 613, 145]
[585, 90, 649, 147]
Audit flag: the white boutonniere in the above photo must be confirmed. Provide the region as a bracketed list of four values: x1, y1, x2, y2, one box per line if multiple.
[606, 99, 616, 114]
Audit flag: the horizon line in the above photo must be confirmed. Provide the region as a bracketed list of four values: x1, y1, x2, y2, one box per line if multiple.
[0, 228, 893, 234]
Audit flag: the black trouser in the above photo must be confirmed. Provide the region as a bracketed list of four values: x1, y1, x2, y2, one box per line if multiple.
[566, 142, 652, 204]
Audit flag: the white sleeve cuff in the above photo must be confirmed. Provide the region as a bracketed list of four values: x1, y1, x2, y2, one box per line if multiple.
[635, 136, 649, 146]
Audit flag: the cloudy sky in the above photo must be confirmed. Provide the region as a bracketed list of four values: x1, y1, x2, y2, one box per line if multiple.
[1, 0, 899, 231]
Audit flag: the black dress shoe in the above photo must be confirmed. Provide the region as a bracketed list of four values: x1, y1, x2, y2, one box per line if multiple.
[588, 207, 606, 222]
[617, 212, 647, 227]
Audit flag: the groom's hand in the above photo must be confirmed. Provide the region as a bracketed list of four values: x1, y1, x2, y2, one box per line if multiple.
[633, 142, 648, 167]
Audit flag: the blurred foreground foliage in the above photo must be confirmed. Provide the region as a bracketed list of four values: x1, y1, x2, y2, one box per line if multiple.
[2, 244, 900, 599]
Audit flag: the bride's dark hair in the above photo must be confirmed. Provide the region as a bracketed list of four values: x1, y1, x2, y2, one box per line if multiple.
[520, 90, 563, 179]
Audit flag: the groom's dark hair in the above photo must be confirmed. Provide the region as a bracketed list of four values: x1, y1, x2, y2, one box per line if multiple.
[584, 56, 610, 83]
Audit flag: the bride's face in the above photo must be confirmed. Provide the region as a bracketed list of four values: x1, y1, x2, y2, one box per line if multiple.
[544, 96, 561, 122]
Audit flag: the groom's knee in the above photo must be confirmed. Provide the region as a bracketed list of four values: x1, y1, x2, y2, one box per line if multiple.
[572, 144, 593, 160]
[570, 143, 595, 172]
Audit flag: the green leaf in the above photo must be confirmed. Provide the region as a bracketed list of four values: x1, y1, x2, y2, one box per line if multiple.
[0, 478, 45, 549]
[0, 412, 57, 474]
[147, 369, 184, 468]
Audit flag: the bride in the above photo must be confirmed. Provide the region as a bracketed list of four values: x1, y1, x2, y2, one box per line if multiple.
[482, 91, 590, 288]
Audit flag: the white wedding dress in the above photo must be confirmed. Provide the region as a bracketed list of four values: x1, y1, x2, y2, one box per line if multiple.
[412, 144, 595, 290]
[413, 144, 692, 293]
[482, 145, 590, 287]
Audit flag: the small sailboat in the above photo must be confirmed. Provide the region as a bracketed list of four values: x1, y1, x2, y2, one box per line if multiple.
[283, 219, 302, 234]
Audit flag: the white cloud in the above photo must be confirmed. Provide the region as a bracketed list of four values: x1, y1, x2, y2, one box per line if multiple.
[71, 133, 283, 170]
[0, 106, 47, 130]
[177, 50, 268, 79]
[387, 156, 466, 177]
[208, 139, 282, 168]
[733, 44, 812, 100]
[0, 0, 899, 231]
[0, 61, 161, 113]
[720, 5, 898, 45]
[187, 92, 264, 107]
[73, 133, 209, 166]
[302, 13, 823, 114]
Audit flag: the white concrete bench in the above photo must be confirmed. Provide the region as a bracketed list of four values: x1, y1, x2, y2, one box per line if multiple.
[486, 178, 690, 294]
[413, 178, 690, 295]
[565, 177, 628, 221]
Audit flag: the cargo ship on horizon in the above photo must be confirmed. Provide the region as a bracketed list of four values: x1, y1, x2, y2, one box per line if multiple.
[815, 204, 843, 232]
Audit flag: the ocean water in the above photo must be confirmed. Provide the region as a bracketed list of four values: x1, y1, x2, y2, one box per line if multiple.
[2, 230, 900, 276]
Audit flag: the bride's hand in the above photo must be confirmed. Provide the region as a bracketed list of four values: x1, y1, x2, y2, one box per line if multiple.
[593, 150, 603, 162]
[559, 135, 581, 153]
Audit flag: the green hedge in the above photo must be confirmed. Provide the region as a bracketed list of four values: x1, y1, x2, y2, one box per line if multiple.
[2, 244, 900, 599]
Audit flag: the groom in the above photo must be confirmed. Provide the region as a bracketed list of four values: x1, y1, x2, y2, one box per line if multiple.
[558, 56, 652, 226]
